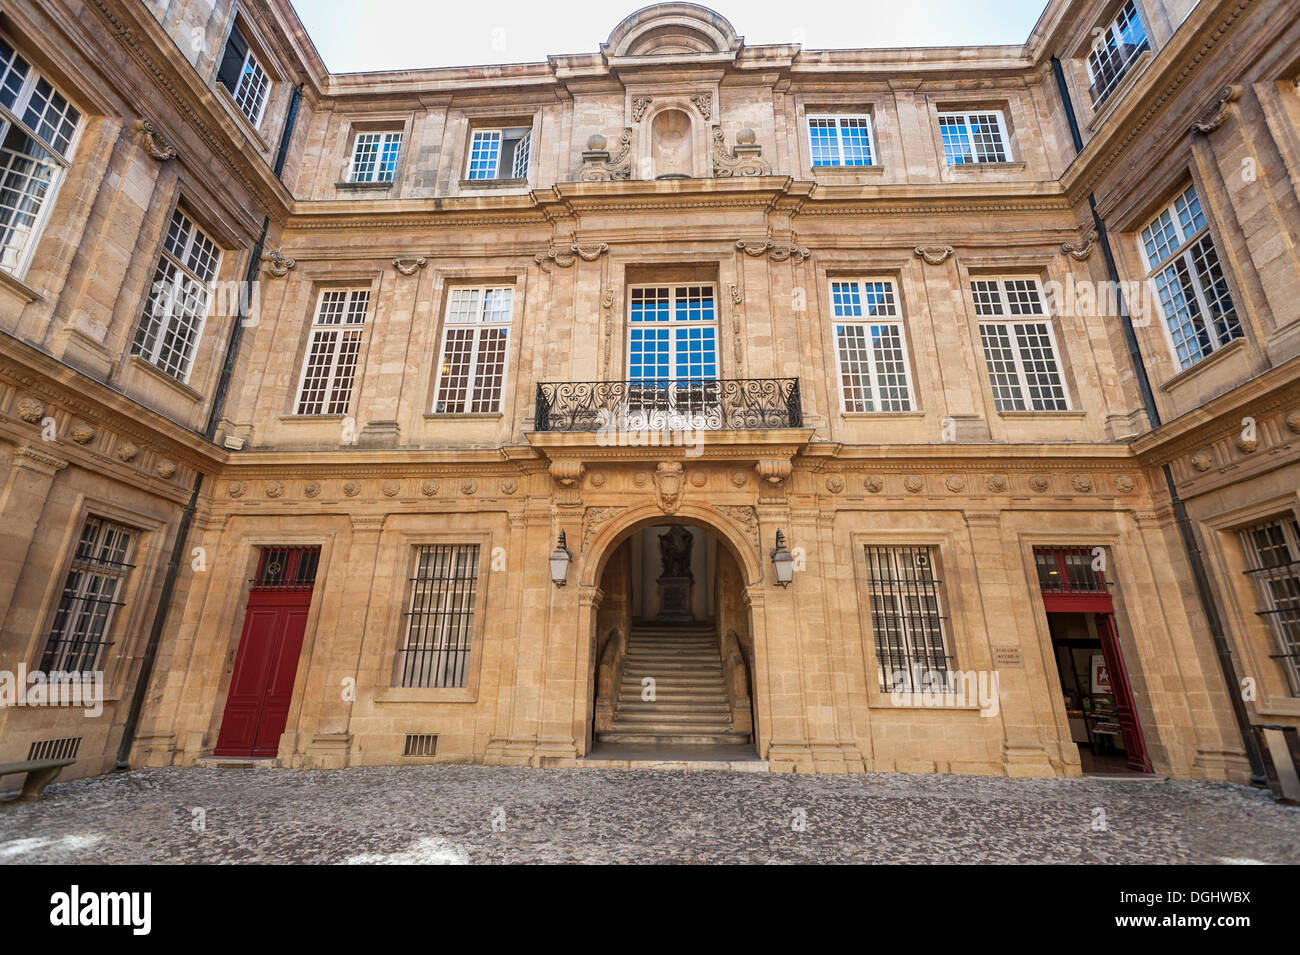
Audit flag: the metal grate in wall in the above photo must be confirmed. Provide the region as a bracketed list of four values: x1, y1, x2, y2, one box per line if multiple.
[403, 733, 438, 757]
[27, 736, 81, 761]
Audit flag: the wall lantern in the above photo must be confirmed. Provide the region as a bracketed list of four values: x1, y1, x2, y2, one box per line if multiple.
[550, 531, 572, 587]
[770, 529, 794, 588]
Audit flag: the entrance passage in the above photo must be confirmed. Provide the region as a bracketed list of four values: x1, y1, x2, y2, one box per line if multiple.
[1035, 547, 1150, 774]
[592, 523, 755, 750]
[214, 547, 319, 757]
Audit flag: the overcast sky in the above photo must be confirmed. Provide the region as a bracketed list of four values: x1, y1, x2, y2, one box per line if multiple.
[290, 0, 1051, 73]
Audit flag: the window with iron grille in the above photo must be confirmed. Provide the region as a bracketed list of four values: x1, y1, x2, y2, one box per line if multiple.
[864, 545, 952, 690]
[807, 114, 874, 167]
[1033, 546, 1108, 595]
[132, 208, 221, 382]
[1239, 516, 1300, 696]
[0, 33, 81, 276]
[1086, 0, 1149, 105]
[216, 24, 270, 127]
[1140, 183, 1241, 371]
[831, 279, 913, 412]
[39, 517, 136, 675]
[295, 288, 370, 415]
[971, 278, 1069, 411]
[348, 131, 402, 183]
[399, 545, 479, 688]
[465, 127, 530, 180]
[251, 547, 319, 590]
[433, 287, 513, 414]
[937, 110, 1009, 164]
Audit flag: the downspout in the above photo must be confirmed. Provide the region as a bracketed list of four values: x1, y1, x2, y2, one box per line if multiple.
[1050, 58, 1264, 780]
[116, 83, 304, 769]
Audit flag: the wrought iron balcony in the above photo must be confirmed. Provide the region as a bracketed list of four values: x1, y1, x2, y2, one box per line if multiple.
[534, 378, 802, 432]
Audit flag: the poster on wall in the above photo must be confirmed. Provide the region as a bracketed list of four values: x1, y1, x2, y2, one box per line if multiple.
[1091, 654, 1112, 694]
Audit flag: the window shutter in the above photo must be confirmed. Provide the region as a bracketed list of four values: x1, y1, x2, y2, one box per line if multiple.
[217, 27, 249, 93]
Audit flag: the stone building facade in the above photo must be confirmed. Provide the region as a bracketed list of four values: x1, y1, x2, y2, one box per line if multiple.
[1, 0, 1298, 782]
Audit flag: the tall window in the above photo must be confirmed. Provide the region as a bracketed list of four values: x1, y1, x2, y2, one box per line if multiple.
[831, 279, 913, 412]
[1140, 183, 1241, 371]
[216, 24, 270, 126]
[972, 278, 1069, 412]
[348, 131, 402, 183]
[1086, 0, 1149, 105]
[433, 286, 513, 413]
[807, 115, 874, 167]
[132, 208, 221, 382]
[864, 545, 951, 691]
[1240, 516, 1300, 696]
[627, 285, 717, 383]
[399, 544, 479, 689]
[39, 517, 136, 675]
[295, 288, 370, 415]
[0, 34, 80, 275]
[465, 127, 531, 181]
[937, 110, 1009, 164]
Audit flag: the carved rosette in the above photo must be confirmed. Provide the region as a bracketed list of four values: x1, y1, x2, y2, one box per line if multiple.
[461, 479, 478, 496]
[1029, 475, 1050, 493]
[304, 481, 322, 499]
[1114, 475, 1135, 494]
[383, 480, 401, 497]
[914, 246, 955, 266]
[116, 442, 139, 463]
[690, 94, 712, 119]
[1190, 450, 1213, 472]
[501, 478, 518, 495]
[343, 480, 361, 497]
[156, 459, 177, 479]
[945, 475, 965, 493]
[1071, 474, 1093, 494]
[421, 479, 439, 497]
[730, 470, 748, 488]
[825, 474, 845, 494]
[1236, 433, 1258, 453]
[864, 475, 884, 494]
[985, 475, 1007, 494]
[904, 476, 924, 494]
[16, 397, 45, 423]
[228, 480, 248, 499]
[70, 423, 96, 445]
[266, 480, 285, 498]
[1286, 410, 1300, 435]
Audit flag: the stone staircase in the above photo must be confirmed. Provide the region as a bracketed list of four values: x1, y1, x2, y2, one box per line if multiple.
[598, 624, 750, 745]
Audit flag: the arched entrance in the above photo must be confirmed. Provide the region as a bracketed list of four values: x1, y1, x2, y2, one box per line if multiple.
[578, 506, 765, 759]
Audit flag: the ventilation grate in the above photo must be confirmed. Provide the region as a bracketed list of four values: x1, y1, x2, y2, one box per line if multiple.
[403, 733, 438, 757]
[28, 737, 81, 761]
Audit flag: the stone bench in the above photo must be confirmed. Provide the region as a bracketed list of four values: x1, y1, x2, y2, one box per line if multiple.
[0, 758, 76, 802]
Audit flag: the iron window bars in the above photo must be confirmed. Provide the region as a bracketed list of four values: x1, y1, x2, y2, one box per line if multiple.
[864, 545, 953, 691]
[39, 517, 136, 675]
[399, 545, 479, 689]
[1240, 517, 1300, 696]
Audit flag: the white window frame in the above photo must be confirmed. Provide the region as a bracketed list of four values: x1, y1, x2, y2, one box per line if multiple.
[131, 208, 222, 383]
[1239, 514, 1300, 696]
[806, 113, 875, 167]
[1139, 183, 1242, 372]
[348, 130, 403, 183]
[936, 109, 1010, 165]
[230, 45, 270, 128]
[971, 277, 1071, 412]
[829, 278, 914, 413]
[432, 286, 514, 414]
[0, 33, 81, 276]
[511, 130, 531, 180]
[1085, 0, 1150, 106]
[294, 288, 371, 415]
[464, 127, 531, 182]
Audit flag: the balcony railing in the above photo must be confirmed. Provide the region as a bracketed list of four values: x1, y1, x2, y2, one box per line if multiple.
[534, 378, 802, 432]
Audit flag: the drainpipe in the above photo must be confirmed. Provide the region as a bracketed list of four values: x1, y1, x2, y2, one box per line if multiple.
[116, 85, 303, 769]
[1050, 58, 1264, 780]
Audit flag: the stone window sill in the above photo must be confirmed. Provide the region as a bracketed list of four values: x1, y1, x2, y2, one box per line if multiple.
[0, 266, 43, 303]
[374, 688, 476, 704]
[424, 412, 504, 420]
[868, 694, 986, 712]
[279, 413, 346, 421]
[996, 409, 1087, 419]
[944, 161, 1027, 173]
[335, 180, 394, 193]
[1157, 336, 1247, 393]
[840, 411, 926, 420]
[811, 164, 884, 176]
[458, 177, 528, 190]
[129, 355, 203, 403]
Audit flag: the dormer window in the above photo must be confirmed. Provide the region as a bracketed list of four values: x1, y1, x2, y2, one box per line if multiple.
[466, 126, 531, 182]
[216, 24, 270, 127]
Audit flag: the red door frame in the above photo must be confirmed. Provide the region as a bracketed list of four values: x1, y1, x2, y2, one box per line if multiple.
[1037, 548, 1151, 773]
[214, 548, 318, 758]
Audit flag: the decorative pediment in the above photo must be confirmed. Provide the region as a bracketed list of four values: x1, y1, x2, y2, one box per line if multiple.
[603, 4, 741, 58]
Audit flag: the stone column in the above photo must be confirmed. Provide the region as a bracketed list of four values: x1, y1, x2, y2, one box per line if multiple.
[0, 445, 67, 644]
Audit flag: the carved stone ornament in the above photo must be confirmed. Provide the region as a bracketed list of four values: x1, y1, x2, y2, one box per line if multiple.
[1190, 85, 1242, 135]
[137, 119, 178, 161]
[633, 471, 649, 487]
[16, 397, 44, 423]
[1190, 450, 1213, 472]
[70, 423, 96, 444]
[461, 479, 478, 495]
[904, 475, 924, 494]
[914, 246, 955, 266]
[945, 475, 965, 493]
[1114, 475, 1135, 493]
[343, 480, 362, 497]
[421, 479, 439, 497]
[501, 478, 518, 495]
[228, 480, 248, 498]
[116, 442, 139, 462]
[304, 481, 322, 498]
[825, 474, 845, 494]
[589, 471, 607, 488]
[689, 470, 707, 488]
[735, 239, 810, 263]
[730, 470, 748, 488]
[1286, 410, 1300, 434]
[864, 475, 884, 493]
[262, 249, 296, 278]
[717, 505, 760, 552]
[582, 505, 627, 553]
[392, 257, 427, 276]
[535, 242, 610, 272]
[713, 128, 770, 178]
[754, 458, 792, 487]
[579, 129, 633, 182]
[156, 459, 177, 479]
[631, 96, 654, 122]
[1061, 229, 1098, 261]
[266, 480, 285, 498]
[1071, 474, 1093, 494]
[653, 461, 685, 514]
[985, 475, 1007, 493]
[383, 480, 401, 497]
[1029, 475, 1050, 493]
[690, 94, 713, 120]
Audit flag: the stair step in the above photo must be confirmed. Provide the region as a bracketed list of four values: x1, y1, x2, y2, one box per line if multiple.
[596, 732, 752, 745]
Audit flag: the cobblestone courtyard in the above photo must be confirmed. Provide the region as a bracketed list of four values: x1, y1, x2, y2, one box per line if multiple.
[2, 765, 1297, 864]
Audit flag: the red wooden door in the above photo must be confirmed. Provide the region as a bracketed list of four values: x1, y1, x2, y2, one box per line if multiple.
[1094, 611, 1151, 773]
[215, 548, 318, 758]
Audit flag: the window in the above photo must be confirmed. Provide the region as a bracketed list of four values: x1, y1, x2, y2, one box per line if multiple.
[295, 288, 370, 415]
[807, 114, 874, 167]
[1139, 183, 1241, 371]
[1086, 0, 1149, 105]
[0, 34, 81, 275]
[830, 279, 913, 412]
[132, 208, 221, 382]
[39, 517, 136, 675]
[216, 24, 270, 126]
[971, 278, 1069, 412]
[465, 127, 531, 181]
[1240, 517, 1300, 696]
[348, 131, 402, 183]
[625, 285, 718, 423]
[432, 286, 513, 413]
[864, 545, 952, 691]
[937, 110, 1009, 164]
[398, 544, 479, 688]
